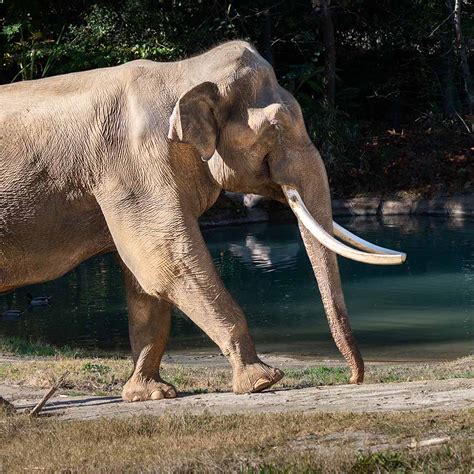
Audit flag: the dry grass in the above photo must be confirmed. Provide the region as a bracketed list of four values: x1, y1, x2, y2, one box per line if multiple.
[1, 343, 472, 472]
[0, 355, 472, 396]
[0, 408, 472, 472]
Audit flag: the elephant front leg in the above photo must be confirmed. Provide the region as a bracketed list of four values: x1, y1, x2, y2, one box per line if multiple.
[169, 275, 284, 394]
[99, 196, 283, 395]
[157, 226, 283, 394]
[121, 262, 177, 402]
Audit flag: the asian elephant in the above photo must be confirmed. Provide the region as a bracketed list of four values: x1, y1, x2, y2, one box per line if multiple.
[0, 41, 405, 403]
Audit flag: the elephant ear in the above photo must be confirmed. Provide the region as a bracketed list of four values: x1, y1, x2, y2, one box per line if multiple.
[167, 82, 220, 161]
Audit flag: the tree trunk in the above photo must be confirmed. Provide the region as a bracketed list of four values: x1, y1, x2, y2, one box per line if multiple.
[453, 0, 474, 114]
[313, 0, 336, 107]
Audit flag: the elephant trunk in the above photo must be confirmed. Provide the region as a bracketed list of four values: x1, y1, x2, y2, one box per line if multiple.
[280, 157, 364, 383]
[270, 137, 407, 382]
[302, 229, 365, 382]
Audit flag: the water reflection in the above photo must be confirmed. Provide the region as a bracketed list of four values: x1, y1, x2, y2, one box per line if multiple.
[0, 216, 472, 360]
[229, 234, 299, 270]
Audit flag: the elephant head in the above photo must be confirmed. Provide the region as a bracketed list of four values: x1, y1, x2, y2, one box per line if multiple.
[168, 41, 406, 383]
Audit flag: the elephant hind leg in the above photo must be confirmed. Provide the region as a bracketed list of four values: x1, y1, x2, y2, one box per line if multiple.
[122, 348, 177, 402]
[120, 261, 176, 402]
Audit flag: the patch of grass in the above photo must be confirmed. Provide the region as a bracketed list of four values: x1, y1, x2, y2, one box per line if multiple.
[0, 409, 472, 472]
[283, 366, 349, 388]
[352, 445, 472, 473]
[366, 357, 474, 383]
[81, 362, 111, 375]
[0, 336, 60, 357]
[0, 335, 127, 359]
[0, 354, 472, 396]
[353, 452, 407, 472]
[0, 358, 132, 394]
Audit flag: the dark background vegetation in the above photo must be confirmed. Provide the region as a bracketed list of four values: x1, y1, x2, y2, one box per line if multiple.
[1, 0, 472, 197]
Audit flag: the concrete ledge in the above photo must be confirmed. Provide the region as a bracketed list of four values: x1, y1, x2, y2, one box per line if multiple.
[200, 193, 474, 227]
[411, 195, 474, 217]
[380, 199, 418, 215]
[337, 194, 474, 217]
[332, 197, 382, 216]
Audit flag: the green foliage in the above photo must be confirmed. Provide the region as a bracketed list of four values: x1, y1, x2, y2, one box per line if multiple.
[54, 3, 179, 71]
[0, 0, 472, 195]
[306, 106, 361, 179]
[353, 452, 407, 472]
[0, 335, 127, 358]
[82, 362, 111, 376]
[283, 365, 349, 387]
[0, 335, 58, 356]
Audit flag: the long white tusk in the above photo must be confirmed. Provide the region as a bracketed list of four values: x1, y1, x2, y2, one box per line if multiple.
[282, 186, 406, 265]
[333, 222, 405, 257]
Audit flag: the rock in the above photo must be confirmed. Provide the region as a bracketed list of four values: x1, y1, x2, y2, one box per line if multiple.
[413, 195, 474, 216]
[380, 199, 417, 215]
[243, 194, 265, 208]
[224, 192, 268, 209]
[201, 192, 474, 227]
[332, 197, 381, 216]
[377, 194, 474, 217]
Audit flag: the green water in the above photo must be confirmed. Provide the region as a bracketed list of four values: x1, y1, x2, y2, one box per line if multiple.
[1, 216, 472, 361]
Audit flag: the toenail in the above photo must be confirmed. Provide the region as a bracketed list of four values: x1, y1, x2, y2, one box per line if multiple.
[132, 395, 141, 402]
[151, 390, 164, 400]
[253, 377, 271, 392]
[165, 387, 177, 398]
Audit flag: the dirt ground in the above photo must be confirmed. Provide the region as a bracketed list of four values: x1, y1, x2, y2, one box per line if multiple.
[3, 376, 473, 421]
[1, 353, 472, 420]
[1, 354, 473, 471]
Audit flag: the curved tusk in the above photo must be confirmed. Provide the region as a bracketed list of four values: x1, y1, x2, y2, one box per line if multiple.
[333, 222, 406, 258]
[282, 186, 406, 265]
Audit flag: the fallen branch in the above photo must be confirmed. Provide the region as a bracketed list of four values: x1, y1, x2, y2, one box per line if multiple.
[29, 372, 69, 417]
[455, 110, 472, 134]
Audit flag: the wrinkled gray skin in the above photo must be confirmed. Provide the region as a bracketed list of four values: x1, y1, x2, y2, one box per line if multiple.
[0, 41, 363, 402]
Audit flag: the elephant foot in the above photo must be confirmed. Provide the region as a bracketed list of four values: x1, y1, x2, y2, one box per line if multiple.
[122, 375, 177, 402]
[348, 361, 364, 384]
[232, 362, 284, 394]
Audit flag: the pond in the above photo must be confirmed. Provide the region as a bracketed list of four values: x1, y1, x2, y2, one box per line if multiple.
[0, 216, 472, 361]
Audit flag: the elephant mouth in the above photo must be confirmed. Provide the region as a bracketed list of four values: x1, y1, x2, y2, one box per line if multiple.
[282, 186, 407, 265]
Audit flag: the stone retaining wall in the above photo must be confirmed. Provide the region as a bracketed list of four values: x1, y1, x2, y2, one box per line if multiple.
[200, 193, 474, 227]
[333, 194, 474, 217]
